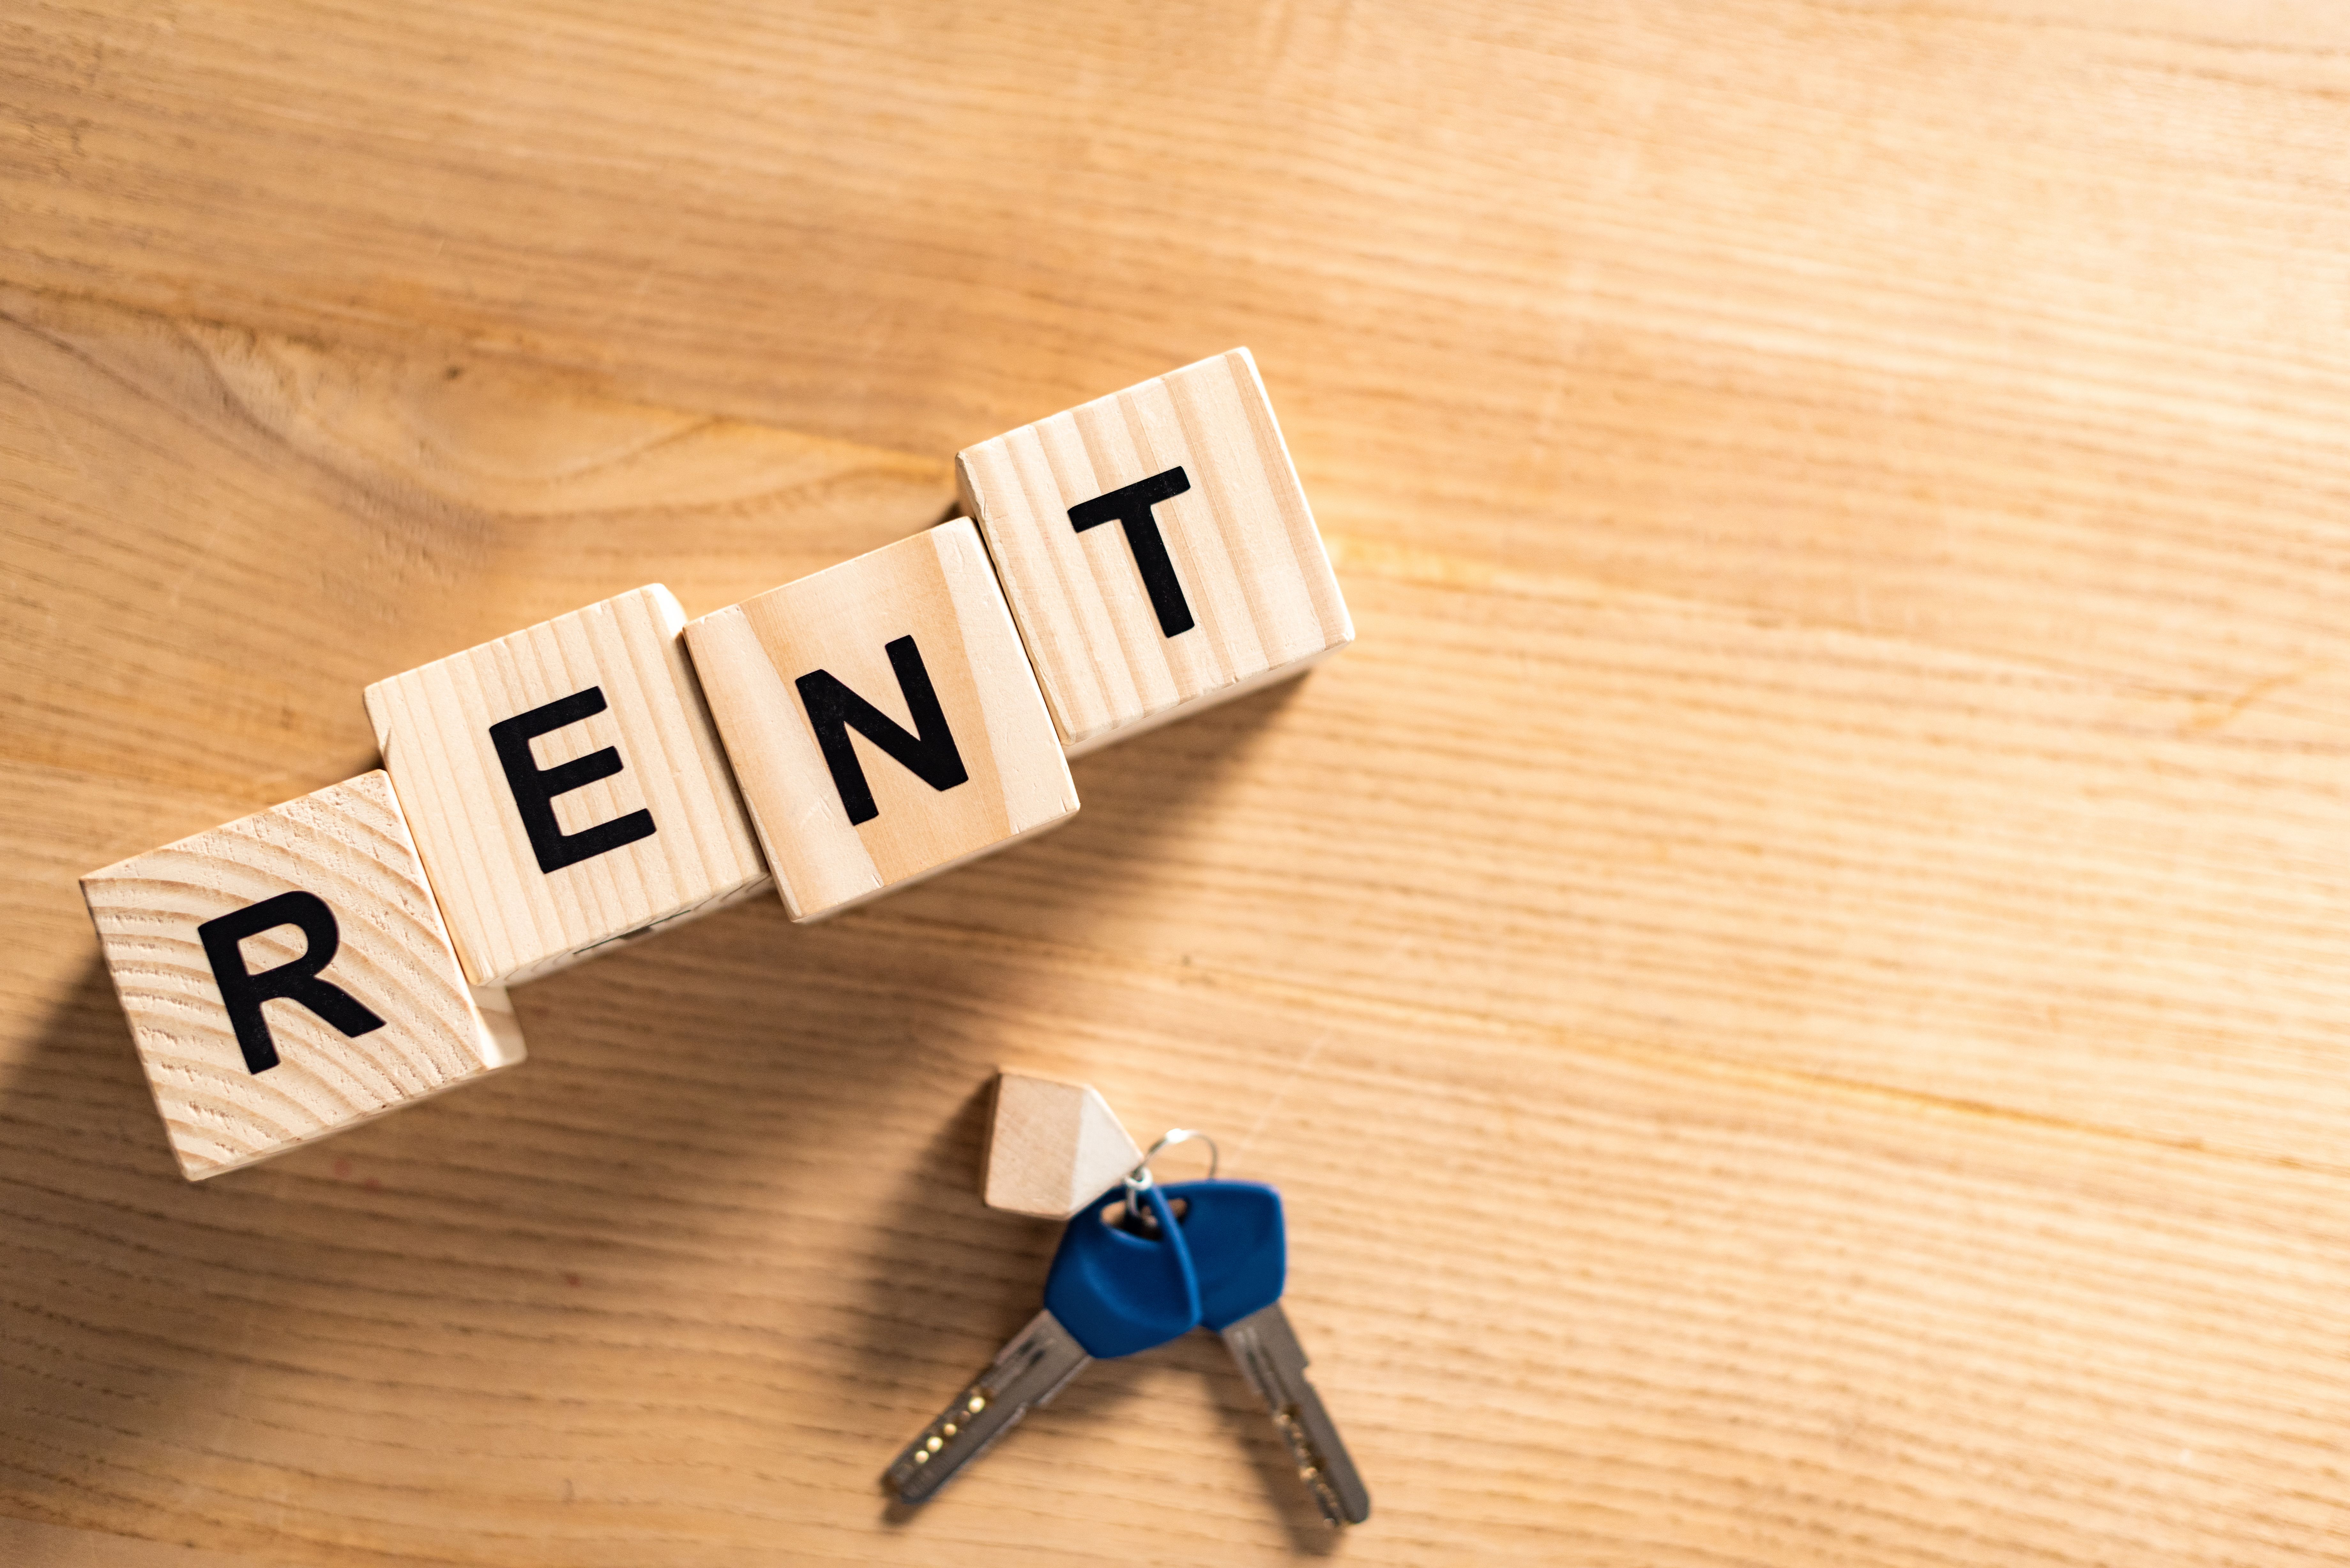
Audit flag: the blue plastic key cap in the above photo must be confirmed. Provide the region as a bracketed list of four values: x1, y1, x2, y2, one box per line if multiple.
[1158, 1178, 1286, 1329]
[1045, 1183, 1202, 1357]
[882, 1182, 1200, 1504]
[1162, 1179, 1372, 1527]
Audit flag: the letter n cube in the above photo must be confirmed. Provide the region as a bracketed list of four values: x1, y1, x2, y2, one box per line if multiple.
[80, 772, 526, 1180]
[685, 520, 1079, 921]
[955, 348, 1355, 756]
[364, 585, 769, 986]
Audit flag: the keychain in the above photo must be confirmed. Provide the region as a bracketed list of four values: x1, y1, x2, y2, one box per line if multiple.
[884, 1128, 1371, 1526]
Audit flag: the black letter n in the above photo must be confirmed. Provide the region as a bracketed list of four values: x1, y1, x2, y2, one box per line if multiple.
[197, 892, 387, 1074]
[794, 635, 970, 826]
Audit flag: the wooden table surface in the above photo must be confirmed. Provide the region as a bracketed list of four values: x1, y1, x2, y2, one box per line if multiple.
[4, 2, 2347, 1563]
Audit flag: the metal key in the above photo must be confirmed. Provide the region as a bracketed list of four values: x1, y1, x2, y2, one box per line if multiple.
[1163, 1179, 1372, 1526]
[883, 1182, 1199, 1504]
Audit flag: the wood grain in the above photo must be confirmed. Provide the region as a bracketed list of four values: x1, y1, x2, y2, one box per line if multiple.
[957, 348, 1353, 754]
[365, 585, 769, 985]
[0, 1516, 261, 1568]
[5, 0, 2345, 700]
[77, 771, 523, 1180]
[685, 522, 1080, 922]
[4, 2, 2350, 1563]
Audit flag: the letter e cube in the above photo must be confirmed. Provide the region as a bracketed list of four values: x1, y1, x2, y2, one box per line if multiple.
[364, 586, 769, 986]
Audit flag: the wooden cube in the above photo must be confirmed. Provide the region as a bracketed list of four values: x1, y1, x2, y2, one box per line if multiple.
[955, 347, 1355, 756]
[364, 585, 769, 986]
[80, 772, 526, 1181]
[982, 1071, 1142, 1220]
[683, 520, 1079, 922]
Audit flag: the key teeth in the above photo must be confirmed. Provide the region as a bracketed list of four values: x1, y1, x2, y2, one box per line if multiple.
[882, 1310, 1092, 1506]
[1220, 1306, 1372, 1527]
[883, 1381, 991, 1496]
[1270, 1406, 1349, 1527]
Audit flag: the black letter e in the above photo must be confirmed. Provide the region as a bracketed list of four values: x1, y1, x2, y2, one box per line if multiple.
[489, 685, 658, 874]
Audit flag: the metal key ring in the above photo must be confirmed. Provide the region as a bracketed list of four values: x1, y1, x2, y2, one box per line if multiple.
[1121, 1128, 1219, 1225]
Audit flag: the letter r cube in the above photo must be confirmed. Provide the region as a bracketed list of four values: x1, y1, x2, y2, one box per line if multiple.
[364, 586, 769, 986]
[956, 348, 1355, 756]
[80, 773, 525, 1180]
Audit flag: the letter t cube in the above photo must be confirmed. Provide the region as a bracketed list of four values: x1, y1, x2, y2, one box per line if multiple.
[364, 585, 769, 985]
[956, 348, 1355, 756]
